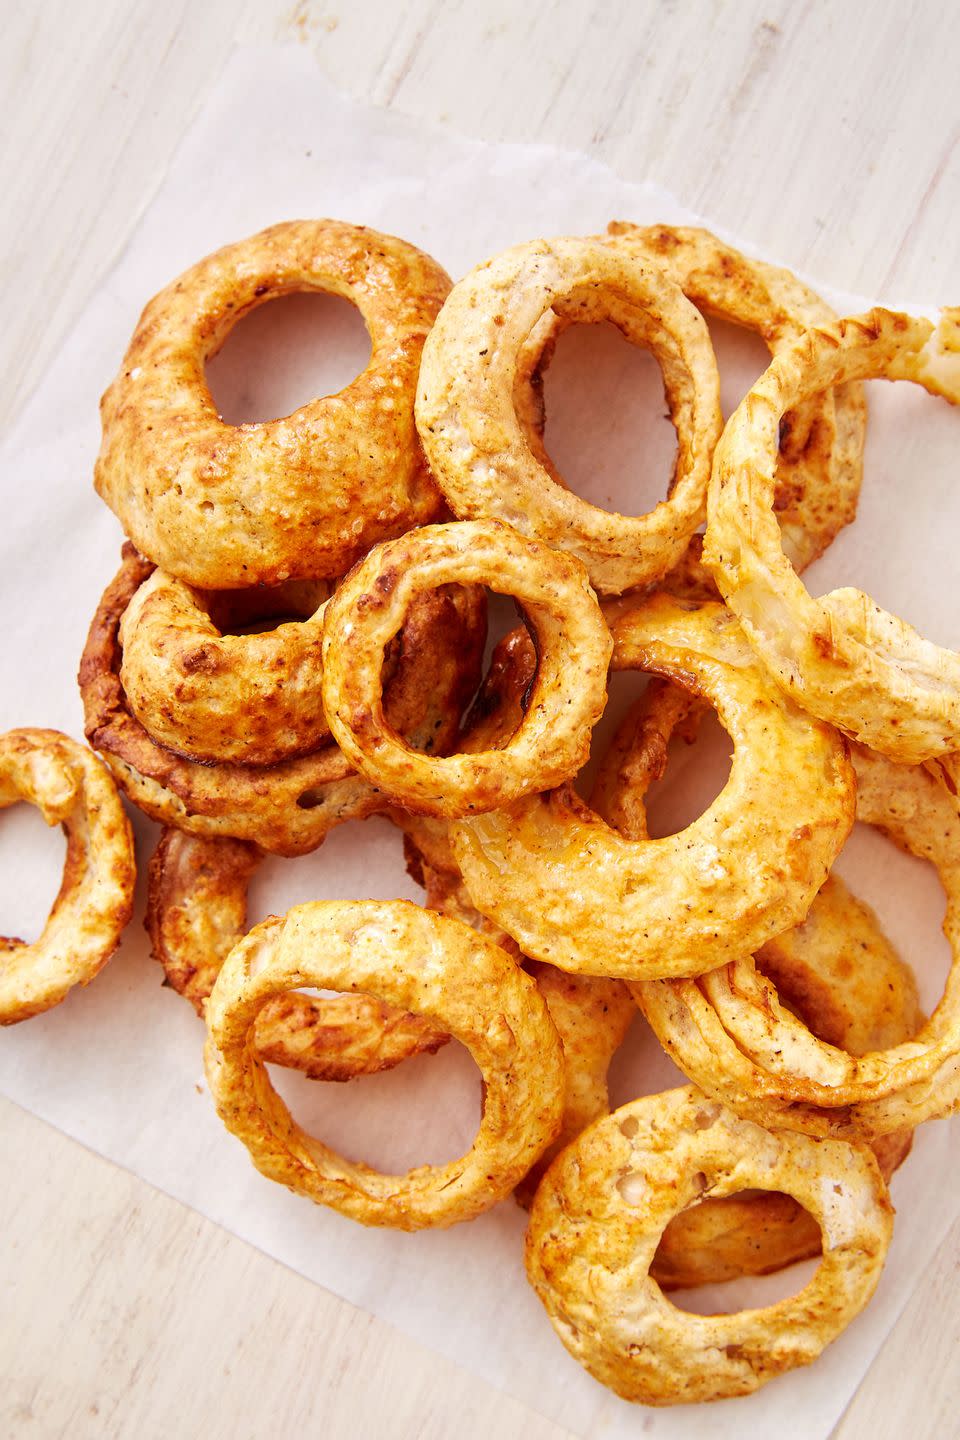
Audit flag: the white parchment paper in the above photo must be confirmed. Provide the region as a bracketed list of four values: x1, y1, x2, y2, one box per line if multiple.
[1, 44, 958, 1438]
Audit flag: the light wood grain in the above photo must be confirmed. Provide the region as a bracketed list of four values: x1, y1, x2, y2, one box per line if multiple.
[2, 1, 959, 1436]
[0, 1098, 573, 1440]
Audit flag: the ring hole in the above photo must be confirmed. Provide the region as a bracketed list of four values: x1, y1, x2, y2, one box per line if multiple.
[538, 320, 678, 517]
[705, 316, 772, 421]
[265, 1036, 482, 1174]
[641, 705, 733, 838]
[831, 820, 947, 1023]
[203, 579, 331, 637]
[802, 380, 958, 646]
[247, 816, 422, 923]
[0, 802, 67, 945]
[575, 671, 733, 838]
[658, 1191, 821, 1314]
[206, 291, 372, 424]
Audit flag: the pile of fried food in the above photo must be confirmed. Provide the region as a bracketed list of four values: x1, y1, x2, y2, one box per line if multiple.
[4, 217, 959, 1408]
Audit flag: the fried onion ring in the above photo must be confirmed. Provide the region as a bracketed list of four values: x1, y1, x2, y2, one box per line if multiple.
[416, 237, 723, 595]
[321, 521, 612, 817]
[587, 686, 915, 1287]
[637, 744, 960, 1139]
[0, 729, 135, 1024]
[146, 828, 446, 1080]
[80, 546, 485, 855]
[452, 595, 854, 978]
[95, 220, 450, 588]
[525, 1086, 893, 1404]
[119, 570, 333, 765]
[705, 307, 960, 762]
[204, 900, 565, 1229]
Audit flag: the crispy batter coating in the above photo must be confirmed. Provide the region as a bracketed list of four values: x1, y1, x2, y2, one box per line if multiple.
[79, 546, 485, 854]
[95, 220, 450, 588]
[526, 1088, 893, 1404]
[603, 223, 866, 580]
[588, 685, 915, 1287]
[119, 571, 333, 765]
[0, 729, 135, 1023]
[416, 237, 723, 595]
[146, 828, 446, 1080]
[204, 900, 565, 1229]
[321, 521, 612, 817]
[637, 744, 960, 1138]
[452, 596, 854, 978]
[704, 306, 960, 762]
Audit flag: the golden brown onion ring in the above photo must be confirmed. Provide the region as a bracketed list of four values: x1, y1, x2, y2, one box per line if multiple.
[637, 743, 960, 1139]
[80, 546, 485, 855]
[0, 729, 135, 1024]
[119, 571, 333, 765]
[705, 306, 960, 763]
[452, 595, 854, 978]
[95, 220, 450, 588]
[416, 237, 722, 595]
[321, 521, 611, 818]
[146, 828, 446, 1080]
[204, 900, 565, 1229]
[525, 1087, 893, 1404]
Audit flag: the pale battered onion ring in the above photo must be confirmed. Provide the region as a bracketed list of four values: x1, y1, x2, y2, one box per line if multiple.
[452, 596, 854, 978]
[705, 307, 960, 762]
[525, 1087, 893, 1405]
[321, 521, 612, 817]
[146, 828, 446, 1080]
[204, 900, 565, 1229]
[119, 571, 333, 765]
[637, 744, 960, 1139]
[416, 237, 723, 595]
[604, 223, 866, 575]
[95, 220, 449, 588]
[589, 687, 915, 1287]
[80, 546, 485, 855]
[0, 729, 135, 1024]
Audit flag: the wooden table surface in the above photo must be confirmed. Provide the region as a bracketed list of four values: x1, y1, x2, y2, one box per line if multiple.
[2, 2, 959, 1436]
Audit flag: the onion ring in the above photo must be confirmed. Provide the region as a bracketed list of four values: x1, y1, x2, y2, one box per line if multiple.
[589, 686, 915, 1287]
[79, 546, 485, 855]
[119, 570, 333, 765]
[452, 595, 854, 978]
[416, 236, 723, 595]
[146, 828, 447, 1081]
[704, 306, 960, 762]
[525, 1086, 893, 1404]
[204, 899, 565, 1229]
[637, 743, 960, 1138]
[321, 520, 612, 817]
[95, 220, 450, 588]
[0, 729, 135, 1024]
